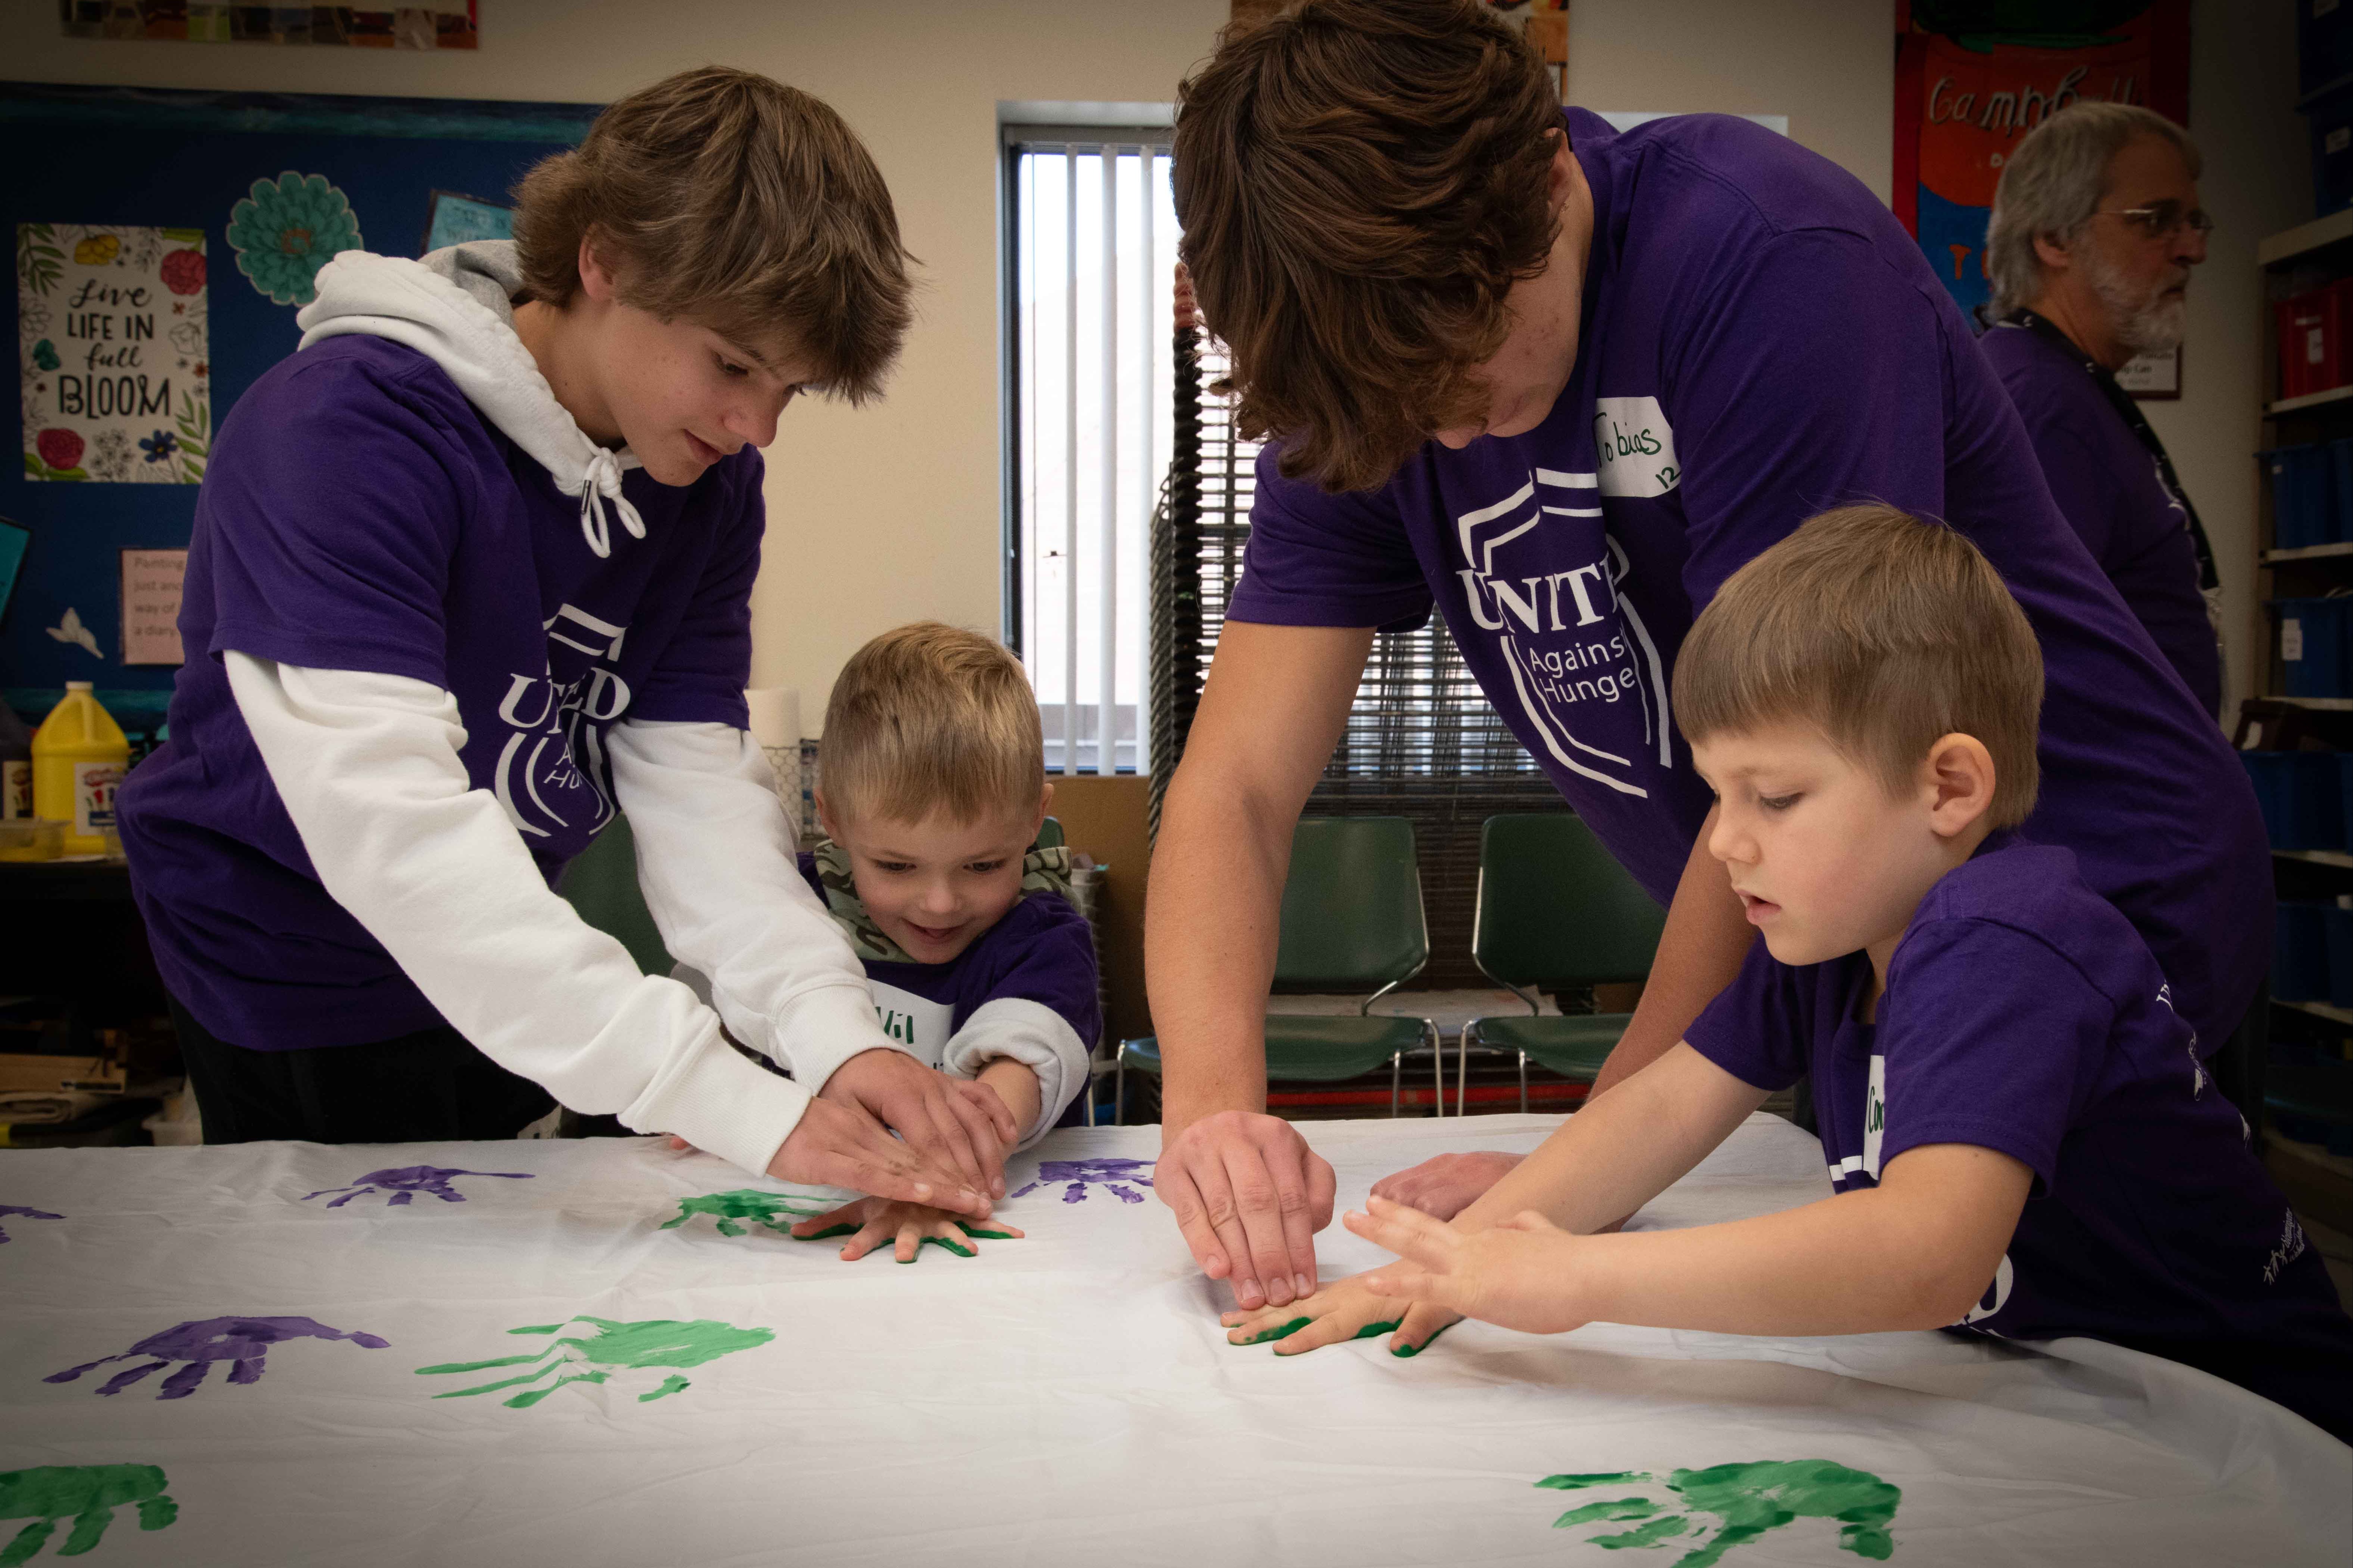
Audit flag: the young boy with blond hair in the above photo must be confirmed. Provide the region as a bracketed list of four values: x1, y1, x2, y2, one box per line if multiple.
[1226, 506, 2353, 1442]
[780, 623, 1101, 1261]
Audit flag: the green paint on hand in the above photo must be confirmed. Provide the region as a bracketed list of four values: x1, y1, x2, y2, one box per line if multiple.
[1537, 1459, 1900, 1566]
[1351, 1319, 1403, 1341]
[896, 1236, 979, 1262]
[1552, 1498, 1660, 1526]
[662, 1189, 832, 1238]
[417, 1316, 773, 1410]
[0, 1464, 176, 1566]
[1390, 1321, 1453, 1357]
[954, 1223, 1018, 1240]
[1239, 1316, 1313, 1345]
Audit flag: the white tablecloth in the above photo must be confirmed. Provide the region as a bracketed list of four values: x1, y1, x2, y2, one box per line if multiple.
[1, 1114, 2344, 1567]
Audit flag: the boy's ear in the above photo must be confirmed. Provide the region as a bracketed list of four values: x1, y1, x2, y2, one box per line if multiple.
[576, 230, 620, 304]
[1923, 733, 1995, 839]
[1034, 782, 1055, 836]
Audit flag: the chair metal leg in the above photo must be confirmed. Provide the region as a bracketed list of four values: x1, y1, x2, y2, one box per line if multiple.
[1430, 1022, 1443, 1117]
[1389, 1051, 1401, 1117]
[1519, 1050, 1530, 1114]
[1114, 1057, 1126, 1126]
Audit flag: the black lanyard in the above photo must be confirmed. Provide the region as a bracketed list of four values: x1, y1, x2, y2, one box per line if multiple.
[2002, 308, 2219, 592]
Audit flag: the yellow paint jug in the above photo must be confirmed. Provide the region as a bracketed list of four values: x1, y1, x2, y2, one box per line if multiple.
[32, 682, 130, 856]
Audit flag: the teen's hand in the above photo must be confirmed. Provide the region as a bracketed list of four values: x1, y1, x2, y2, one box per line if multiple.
[764, 1096, 989, 1217]
[790, 1195, 1024, 1263]
[1369, 1150, 1526, 1220]
[1158, 1110, 1337, 1312]
[821, 1048, 1015, 1204]
[1349, 1194, 1593, 1335]
[1220, 1269, 1461, 1358]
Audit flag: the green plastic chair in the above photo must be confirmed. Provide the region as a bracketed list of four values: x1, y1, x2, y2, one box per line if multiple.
[1463, 813, 1667, 1113]
[555, 813, 675, 976]
[1116, 816, 1440, 1121]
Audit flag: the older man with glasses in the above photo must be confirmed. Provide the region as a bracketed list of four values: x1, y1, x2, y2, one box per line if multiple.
[1980, 102, 2224, 719]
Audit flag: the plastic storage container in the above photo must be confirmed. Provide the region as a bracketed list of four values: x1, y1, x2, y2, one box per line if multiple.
[2277, 287, 2345, 399]
[2244, 750, 2347, 849]
[31, 682, 130, 857]
[2279, 901, 2335, 1003]
[2277, 596, 2353, 697]
[2310, 83, 2353, 219]
[2267, 443, 2339, 549]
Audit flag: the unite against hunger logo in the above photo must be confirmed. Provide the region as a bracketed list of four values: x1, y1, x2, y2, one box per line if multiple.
[491, 603, 633, 840]
[1449, 463, 1670, 800]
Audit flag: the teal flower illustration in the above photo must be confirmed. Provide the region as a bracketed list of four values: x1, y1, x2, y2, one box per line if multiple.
[227, 172, 363, 307]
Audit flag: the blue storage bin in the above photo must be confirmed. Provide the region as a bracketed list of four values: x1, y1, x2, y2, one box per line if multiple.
[2278, 901, 2334, 1003]
[2333, 439, 2353, 542]
[2303, 0, 2353, 100]
[2267, 443, 2337, 548]
[2311, 83, 2353, 218]
[2244, 751, 2347, 848]
[2328, 906, 2353, 1008]
[2276, 596, 2353, 697]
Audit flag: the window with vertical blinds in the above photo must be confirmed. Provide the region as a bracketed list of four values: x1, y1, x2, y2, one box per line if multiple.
[1149, 326, 1570, 989]
[1001, 126, 1179, 777]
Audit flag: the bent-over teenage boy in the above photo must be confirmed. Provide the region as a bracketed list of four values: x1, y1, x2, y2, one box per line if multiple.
[115, 68, 1004, 1215]
[1226, 506, 2353, 1444]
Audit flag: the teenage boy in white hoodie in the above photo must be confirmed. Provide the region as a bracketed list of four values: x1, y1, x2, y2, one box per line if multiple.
[115, 68, 1006, 1216]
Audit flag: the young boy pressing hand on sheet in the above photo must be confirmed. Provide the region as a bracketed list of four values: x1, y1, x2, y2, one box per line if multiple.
[775, 624, 1100, 1262]
[1227, 505, 2353, 1443]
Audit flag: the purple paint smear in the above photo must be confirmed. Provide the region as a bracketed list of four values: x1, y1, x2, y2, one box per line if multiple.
[0, 1205, 63, 1244]
[45, 1316, 390, 1400]
[302, 1166, 534, 1209]
[1012, 1158, 1156, 1204]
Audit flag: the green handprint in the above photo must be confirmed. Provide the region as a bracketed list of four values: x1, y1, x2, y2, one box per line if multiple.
[0, 1465, 174, 1565]
[660, 1188, 833, 1238]
[1539, 1460, 1900, 1565]
[416, 1316, 773, 1409]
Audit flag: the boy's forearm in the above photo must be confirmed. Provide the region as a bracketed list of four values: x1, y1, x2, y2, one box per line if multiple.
[977, 1058, 1042, 1153]
[1450, 1043, 1765, 1238]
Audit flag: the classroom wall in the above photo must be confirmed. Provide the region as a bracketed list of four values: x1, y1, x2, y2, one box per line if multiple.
[3, 2, 2300, 1004]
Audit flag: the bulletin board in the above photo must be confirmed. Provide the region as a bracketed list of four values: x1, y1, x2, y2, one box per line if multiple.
[0, 81, 600, 712]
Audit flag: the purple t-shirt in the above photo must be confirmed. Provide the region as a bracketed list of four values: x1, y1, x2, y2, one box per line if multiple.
[1225, 108, 2269, 1055]
[1686, 837, 2353, 1441]
[1977, 318, 2219, 716]
[118, 336, 763, 1049]
[794, 855, 1102, 1068]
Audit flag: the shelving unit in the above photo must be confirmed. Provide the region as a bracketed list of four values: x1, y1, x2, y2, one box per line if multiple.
[2250, 219, 2353, 1222]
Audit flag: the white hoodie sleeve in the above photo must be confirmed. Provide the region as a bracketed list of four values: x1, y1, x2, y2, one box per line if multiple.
[940, 1000, 1090, 1149]
[223, 651, 810, 1176]
[603, 718, 909, 1091]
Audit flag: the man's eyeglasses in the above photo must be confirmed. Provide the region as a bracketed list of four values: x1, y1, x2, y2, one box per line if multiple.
[2097, 200, 2216, 242]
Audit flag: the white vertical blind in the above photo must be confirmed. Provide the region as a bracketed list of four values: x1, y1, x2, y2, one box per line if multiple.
[1008, 132, 1178, 775]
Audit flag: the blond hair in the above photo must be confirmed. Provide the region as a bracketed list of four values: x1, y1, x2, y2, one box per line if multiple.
[511, 66, 914, 403]
[1673, 506, 2044, 828]
[821, 624, 1044, 827]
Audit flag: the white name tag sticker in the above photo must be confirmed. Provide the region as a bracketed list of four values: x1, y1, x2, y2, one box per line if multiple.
[2286, 618, 2306, 662]
[868, 982, 956, 1068]
[1593, 396, 1682, 498]
[1863, 1052, 1887, 1182]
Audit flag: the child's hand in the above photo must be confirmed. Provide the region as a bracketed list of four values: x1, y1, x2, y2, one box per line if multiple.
[1220, 1270, 1462, 1357]
[1346, 1194, 1593, 1335]
[788, 1196, 1024, 1263]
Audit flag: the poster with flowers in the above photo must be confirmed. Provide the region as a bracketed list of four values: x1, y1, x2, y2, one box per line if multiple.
[18, 223, 209, 485]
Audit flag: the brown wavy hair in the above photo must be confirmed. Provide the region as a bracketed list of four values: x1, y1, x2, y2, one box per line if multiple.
[512, 66, 915, 404]
[1173, 0, 1562, 492]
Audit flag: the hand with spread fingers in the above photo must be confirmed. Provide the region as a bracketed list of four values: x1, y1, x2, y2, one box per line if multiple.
[1157, 1110, 1338, 1314]
[1368, 1150, 1525, 1220]
[1348, 1194, 1595, 1336]
[789, 1196, 1024, 1263]
[820, 1048, 1017, 1204]
[1220, 1270, 1462, 1359]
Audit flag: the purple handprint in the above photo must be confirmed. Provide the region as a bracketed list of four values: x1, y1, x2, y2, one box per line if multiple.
[1012, 1158, 1156, 1204]
[0, 1206, 62, 1244]
[45, 1316, 389, 1400]
[302, 1166, 533, 1209]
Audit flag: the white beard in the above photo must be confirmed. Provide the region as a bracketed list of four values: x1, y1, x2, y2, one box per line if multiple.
[2083, 245, 2187, 355]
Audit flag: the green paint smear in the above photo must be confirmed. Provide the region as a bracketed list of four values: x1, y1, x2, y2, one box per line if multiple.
[1390, 1321, 1454, 1357]
[1593, 1515, 1690, 1549]
[1538, 1460, 1900, 1567]
[1238, 1316, 1312, 1345]
[662, 1189, 832, 1238]
[955, 1223, 1018, 1240]
[417, 1316, 773, 1409]
[0, 1464, 176, 1565]
[1555, 1498, 1661, 1525]
[801, 1223, 859, 1241]
[1351, 1319, 1403, 1341]
[1540, 1471, 1651, 1490]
